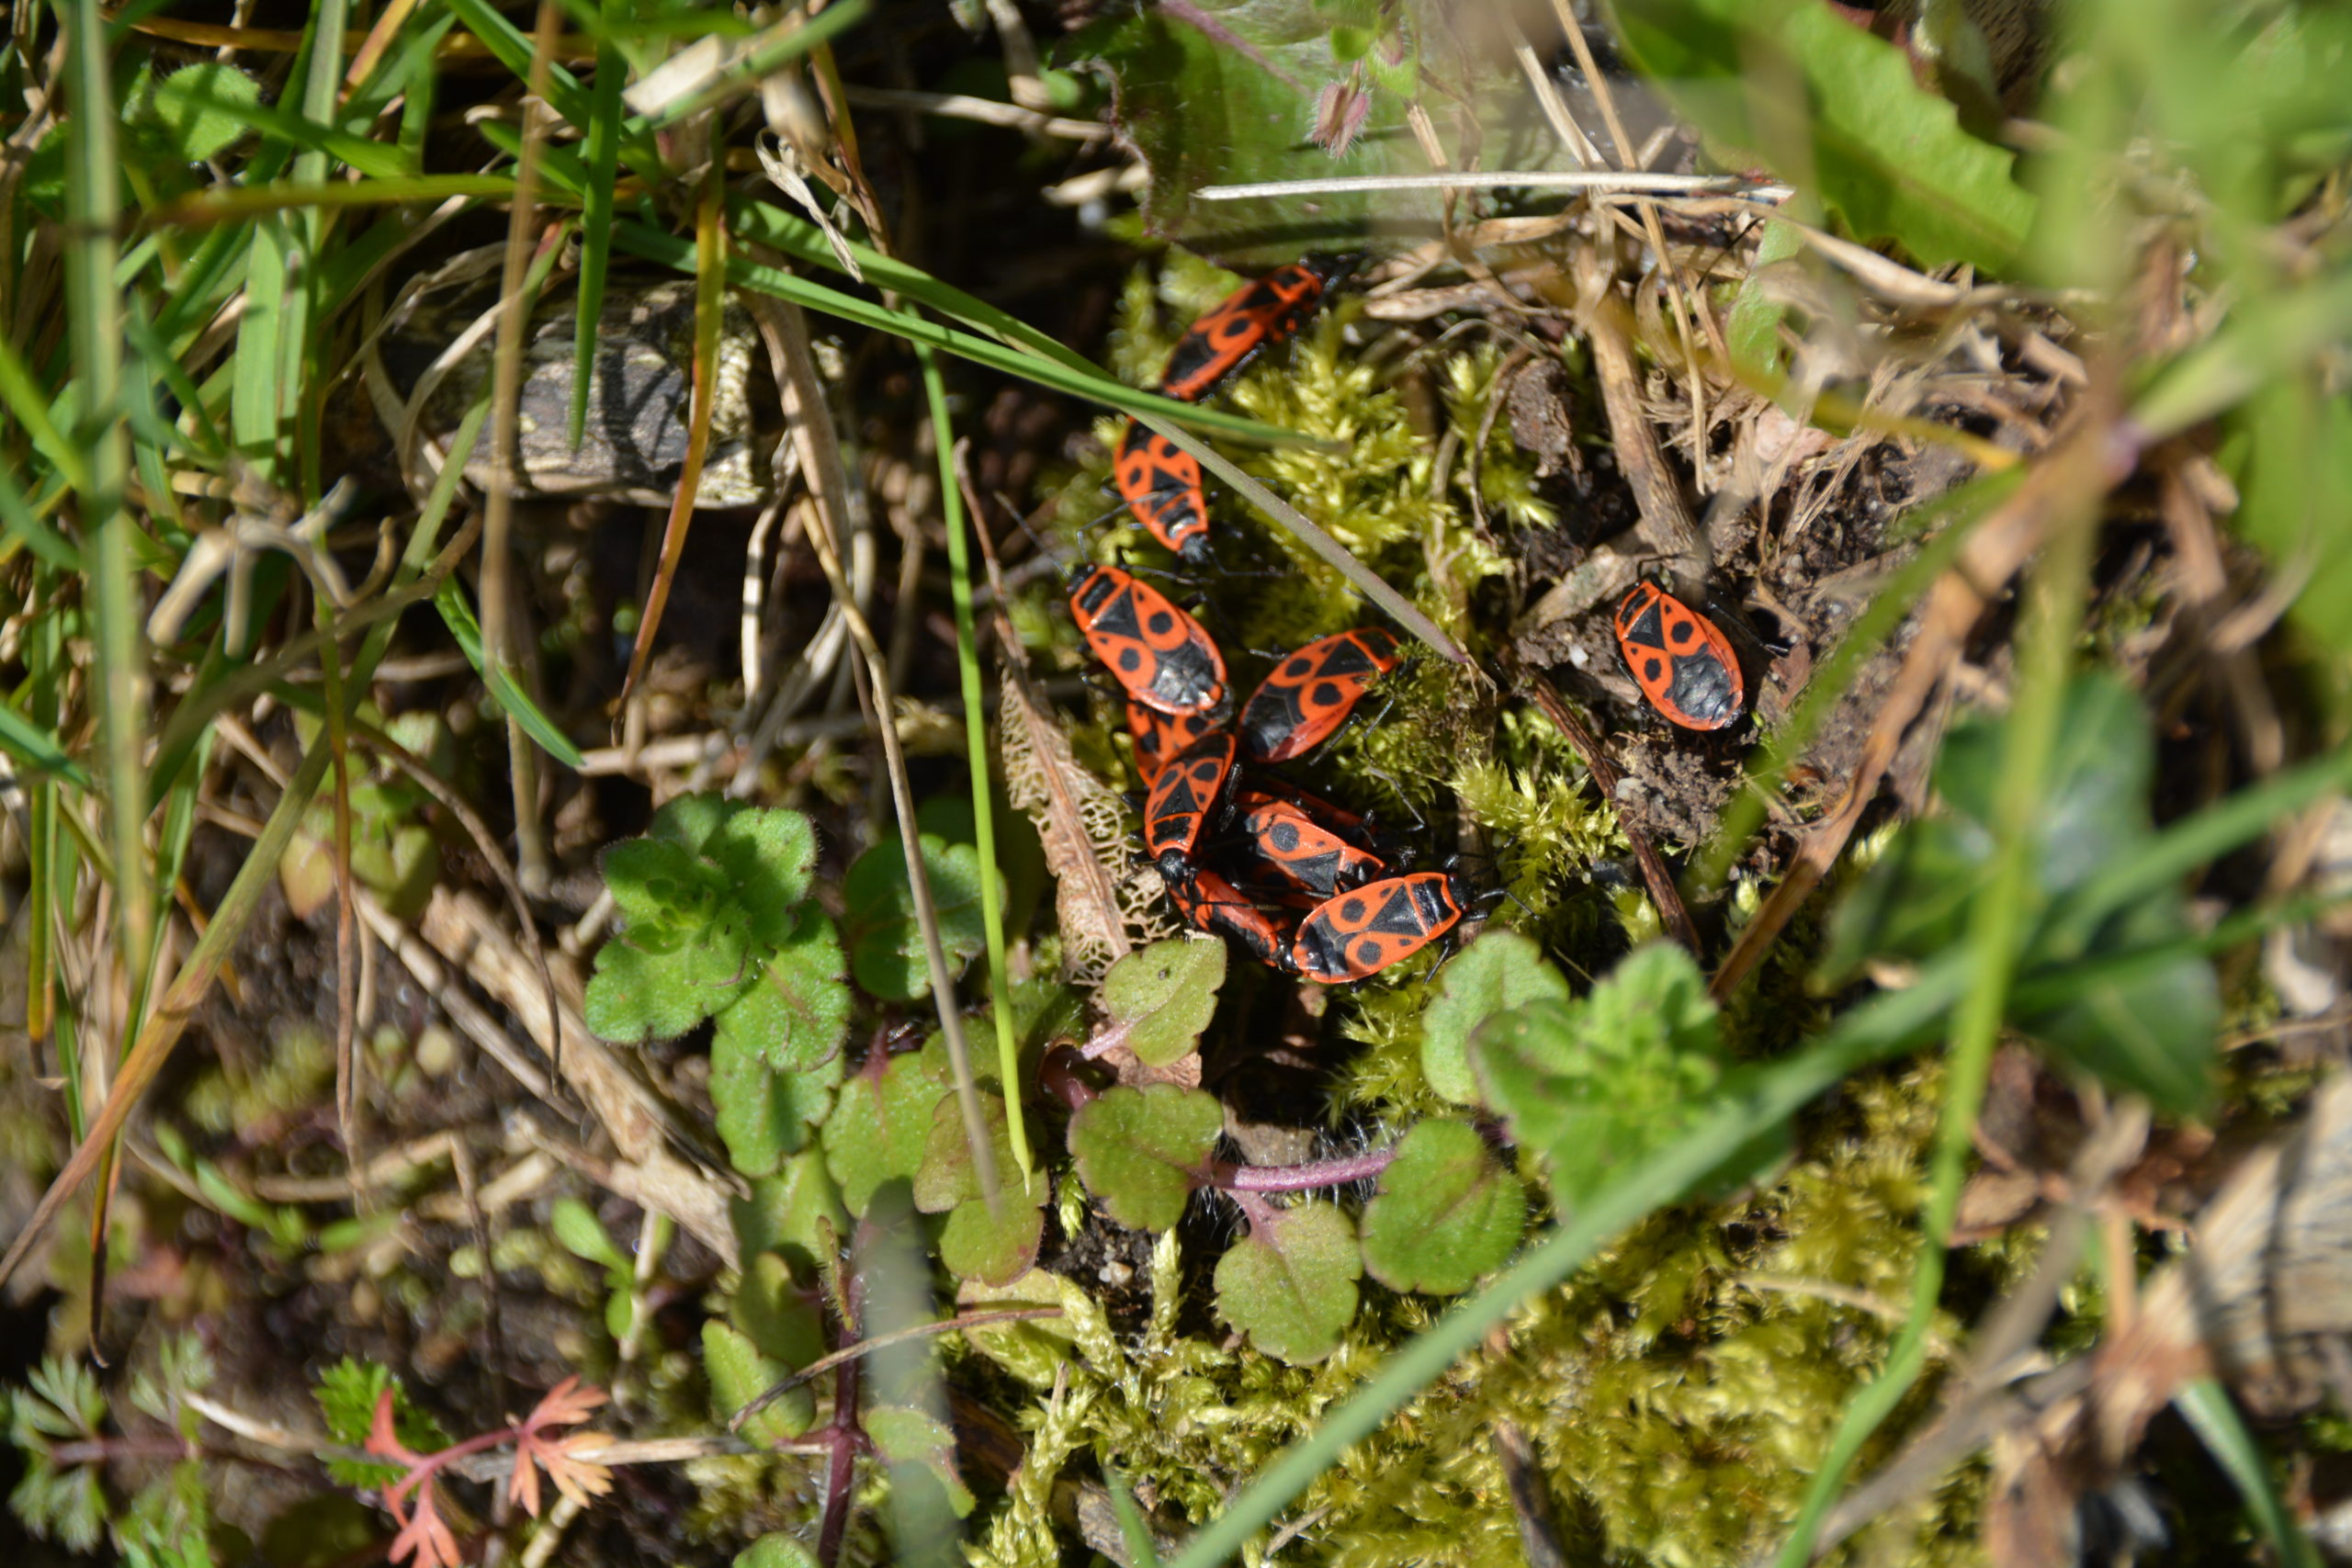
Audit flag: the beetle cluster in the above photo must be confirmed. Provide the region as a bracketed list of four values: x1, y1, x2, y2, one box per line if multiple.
[1067, 260, 1755, 981]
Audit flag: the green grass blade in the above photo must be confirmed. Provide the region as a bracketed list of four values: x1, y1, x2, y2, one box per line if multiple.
[0, 333, 92, 493]
[1164, 954, 1973, 1568]
[159, 174, 521, 229]
[62, 0, 151, 994]
[0, 468, 82, 572]
[920, 342, 1034, 1185]
[1771, 509, 2095, 1568]
[2176, 1379, 2321, 1568]
[615, 222, 1300, 446]
[432, 578, 589, 772]
[0, 697, 91, 789]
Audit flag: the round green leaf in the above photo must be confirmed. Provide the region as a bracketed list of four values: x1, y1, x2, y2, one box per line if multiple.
[823, 1052, 949, 1217]
[940, 1196, 1046, 1286]
[714, 905, 850, 1073]
[1212, 1201, 1361, 1365]
[1100, 936, 1226, 1067]
[1360, 1121, 1526, 1295]
[710, 1026, 843, 1179]
[701, 1321, 809, 1444]
[1068, 1084, 1223, 1232]
[1419, 930, 1570, 1103]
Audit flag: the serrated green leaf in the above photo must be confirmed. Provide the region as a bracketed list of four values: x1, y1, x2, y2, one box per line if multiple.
[1605, 0, 2036, 271]
[311, 1360, 445, 1487]
[1472, 944, 1736, 1202]
[1418, 930, 1570, 1104]
[1213, 1201, 1361, 1364]
[646, 792, 741, 853]
[131, 63, 266, 166]
[582, 919, 749, 1044]
[865, 1406, 977, 1517]
[710, 1023, 844, 1179]
[701, 1321, 809, 1444]
[1360, 1121, 1525, 1295]
[705, 807, 821, 948]
[601, 836, 726, 930]
[713, 905, 851, 1075]
[824, 1052, 950, 1217]
[1068, 1084, 1224, 1231]
[843, 833, 993, 1003]
[1100, 936, 1226, 1067]
[549, 1196, 625, 1270]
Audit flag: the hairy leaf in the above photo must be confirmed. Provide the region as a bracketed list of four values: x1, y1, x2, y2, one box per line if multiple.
[824, 1052, 949, 1217]
[710, 1025, 843, 1179]
[866, 1406, 978, 1517]
[701, 1322, 808, 1445]
[844, 833, 993, 1003]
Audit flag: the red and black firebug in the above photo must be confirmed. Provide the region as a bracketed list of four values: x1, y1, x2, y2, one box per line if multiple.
[1158, 254, 1359, 404]
[1290, 871, 1468, 983]
[1167, 866, 1294, 971]
[1069, 564, 1228, 715]
[1142, 731, 1237, 888]
[1232, 791, 1387, 902]
[1126, 698, 1221, 787]
[1238, 627, 1403, 763]
[1612, 581, 1745, 731]
[1113, 420, 1212, 563]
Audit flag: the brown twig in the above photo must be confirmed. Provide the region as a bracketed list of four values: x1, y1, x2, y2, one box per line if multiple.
[1498, 644, 1702, 955]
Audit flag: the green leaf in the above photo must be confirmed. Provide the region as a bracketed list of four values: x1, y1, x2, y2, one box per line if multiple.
[843, 833, 993, 1002]
[1057, 0, 1543, 265]
[1212, 1200, 1361, 1364]
[1825, 674, 2219, 1114]
[1605, 0, 2036, 271]
[1099, 936, 1227, 1068]
[730, 1150, 851, 1275]
[311, 1360, 446, 1487]
[431, 576, 586, 769]
[2224, 379, 2352, 663]
[549, 1197, 626, 1270]
[1360, 1121, 1525, 1295]
[0, 698, 90, 788]
[914, 1092, 1046, 1214]
[732, 1252, 829, 1374]
[1471, 944, 1755, 1202]
[939, 1195, 1046, 1286]
[735, 1536, 820, 1568]
[711, 906, 851, 1074]
[704, 806, 822, 949]
[128, 63, 264, 167]
[823, 1052, 949, 1217]
[701, 1321, 807, 1444]
[582, 916, 751, 1044]
[865, 1405, 978, 1517]
[710, 1022, 844, 1179]
[1418, 930, 1570, 1104]
[1068, 1084, 1224, 1231]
